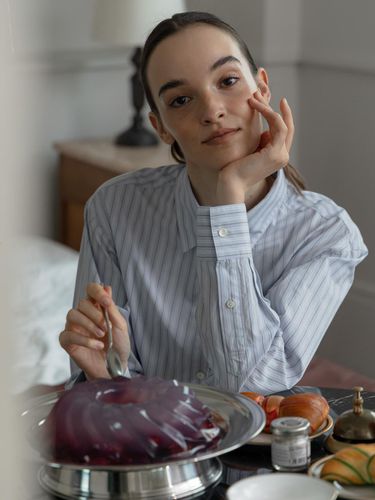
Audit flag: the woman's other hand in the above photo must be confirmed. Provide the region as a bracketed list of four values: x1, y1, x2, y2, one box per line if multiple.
[217, 91, 294, 206]
[59, 283, 130, 380]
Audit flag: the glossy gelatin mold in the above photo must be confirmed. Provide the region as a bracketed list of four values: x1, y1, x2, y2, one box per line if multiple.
[42, 376, 225, 465]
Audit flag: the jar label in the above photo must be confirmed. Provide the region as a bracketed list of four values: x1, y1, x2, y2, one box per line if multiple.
[271, 440, 311, 468]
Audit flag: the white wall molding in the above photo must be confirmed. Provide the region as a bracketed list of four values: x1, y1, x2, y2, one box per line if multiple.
[10, 47, 132, 73]
[22, 49, 375, 77]
[299, 60, 375, 77]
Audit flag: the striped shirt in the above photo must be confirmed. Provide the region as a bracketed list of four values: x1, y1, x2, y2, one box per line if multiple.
[70, 164, 367, 393]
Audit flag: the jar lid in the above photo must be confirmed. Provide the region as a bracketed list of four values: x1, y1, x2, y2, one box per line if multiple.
[271, 417, 310, 435]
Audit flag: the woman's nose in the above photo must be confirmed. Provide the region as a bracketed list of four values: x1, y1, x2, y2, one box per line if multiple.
[200, 94, 225, 124]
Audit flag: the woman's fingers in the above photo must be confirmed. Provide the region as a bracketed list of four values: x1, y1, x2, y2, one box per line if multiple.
[87, 282, 112, 307]
[66, 308, 106, 338]
[254, 82, 270, 106]
[60, 282, 130, 379]
[89, 284, 130, 363]
[250, 92, 287, 135]
[64, 282, 129, 368]
[85, 283, 123, 328]
[101, 285, 127, 333]
[76, 297, 107, 331]
[249, 93, 288, 159]
[59, 329, 105, 352]
[252, 91, 294, 154]
[279, 97, 294, 153]
[256, 130, 271, 151]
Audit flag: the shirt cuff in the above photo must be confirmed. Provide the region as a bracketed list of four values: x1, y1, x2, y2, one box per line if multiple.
[196, 204, 252, 259]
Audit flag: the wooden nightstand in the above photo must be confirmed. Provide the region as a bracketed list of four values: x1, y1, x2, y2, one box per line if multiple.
[55, 139, 173, 251]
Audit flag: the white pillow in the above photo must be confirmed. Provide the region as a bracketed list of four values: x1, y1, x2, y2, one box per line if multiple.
[10, 237, 78, 393]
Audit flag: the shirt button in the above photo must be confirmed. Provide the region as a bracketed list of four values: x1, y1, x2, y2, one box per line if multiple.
[225, 299, 236, 309]
[196, 371, 205, 380]
[218, 227, 229, 237]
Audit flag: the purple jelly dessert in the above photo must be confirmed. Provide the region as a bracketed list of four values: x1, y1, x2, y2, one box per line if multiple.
[42, 376, 224, 465]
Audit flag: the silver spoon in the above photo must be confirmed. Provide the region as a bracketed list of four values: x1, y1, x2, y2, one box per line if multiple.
[101, 306, 124, 378]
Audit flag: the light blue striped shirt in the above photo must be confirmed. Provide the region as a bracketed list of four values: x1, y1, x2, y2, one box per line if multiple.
[71, 165, 367, 393]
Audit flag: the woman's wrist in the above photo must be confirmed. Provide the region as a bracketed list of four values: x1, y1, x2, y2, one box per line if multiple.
[216, 179, 246, 206]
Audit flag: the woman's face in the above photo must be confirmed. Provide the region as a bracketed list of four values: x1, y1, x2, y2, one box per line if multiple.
[147, 24, 268, 173]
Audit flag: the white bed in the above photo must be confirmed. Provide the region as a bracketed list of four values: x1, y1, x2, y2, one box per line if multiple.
[10, 237, 78, 394]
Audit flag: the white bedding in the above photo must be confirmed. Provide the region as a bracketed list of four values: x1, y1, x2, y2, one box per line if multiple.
[10, 237, 78, 393]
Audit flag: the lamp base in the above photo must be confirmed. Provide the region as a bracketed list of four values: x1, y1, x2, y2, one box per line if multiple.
[115, 125, 158, 147]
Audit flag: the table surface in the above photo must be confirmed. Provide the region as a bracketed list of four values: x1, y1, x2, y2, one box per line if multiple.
[55, 139, 172, 172]
[19, 386, 375, 500]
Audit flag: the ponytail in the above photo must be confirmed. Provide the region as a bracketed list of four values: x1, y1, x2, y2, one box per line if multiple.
[284, 163, 306, 192]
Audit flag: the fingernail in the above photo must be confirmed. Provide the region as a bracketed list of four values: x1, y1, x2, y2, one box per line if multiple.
[96, 328, 105, 337]
[103, 297, 111, 306]
[284, 97, 289, 106]
[94, 341, 104, 349]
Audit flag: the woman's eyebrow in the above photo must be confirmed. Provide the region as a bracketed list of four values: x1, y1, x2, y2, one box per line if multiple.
[158, 55, 241, 98]
[210, 55, 241, 71]
[158, 79, 186, 97]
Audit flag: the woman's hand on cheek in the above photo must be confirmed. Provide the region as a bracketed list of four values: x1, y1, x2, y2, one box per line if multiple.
[216, 92, 294, 205]
[251, 86, 294, 154]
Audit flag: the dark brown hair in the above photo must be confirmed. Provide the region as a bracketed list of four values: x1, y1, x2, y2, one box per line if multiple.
[140, 11, 305, 192]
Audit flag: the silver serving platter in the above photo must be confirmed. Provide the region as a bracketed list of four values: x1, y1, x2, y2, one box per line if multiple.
[21, 384, 265, 499]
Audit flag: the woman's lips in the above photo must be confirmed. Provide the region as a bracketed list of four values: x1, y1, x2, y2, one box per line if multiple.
[202, 128, 240, 145]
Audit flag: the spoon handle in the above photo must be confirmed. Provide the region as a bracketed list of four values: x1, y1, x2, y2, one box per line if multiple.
[102, 306, 113, 350]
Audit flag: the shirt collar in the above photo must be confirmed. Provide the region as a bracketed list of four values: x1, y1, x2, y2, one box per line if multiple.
[175, 167, 289, 252]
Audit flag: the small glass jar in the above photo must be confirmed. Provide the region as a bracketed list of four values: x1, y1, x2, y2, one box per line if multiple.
[271, 416, 310, 471]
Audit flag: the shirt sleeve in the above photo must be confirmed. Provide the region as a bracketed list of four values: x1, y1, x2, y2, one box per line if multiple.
[195, 203, 368, 394]
[69, 192, 143, 380]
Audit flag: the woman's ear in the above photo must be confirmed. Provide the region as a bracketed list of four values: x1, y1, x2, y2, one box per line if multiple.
[256, 68, 271, 103]
[149, 112, 174, 145]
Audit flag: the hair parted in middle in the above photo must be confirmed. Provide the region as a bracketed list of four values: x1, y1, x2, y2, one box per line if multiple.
[140, 11, 305, 192]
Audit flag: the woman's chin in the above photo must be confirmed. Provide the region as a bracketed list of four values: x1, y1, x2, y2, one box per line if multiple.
[186, 144, 257, 173]
[213, 147, 254, 170]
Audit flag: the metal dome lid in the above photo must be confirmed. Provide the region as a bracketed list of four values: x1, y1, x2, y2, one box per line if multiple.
[332, 386, 375, 442]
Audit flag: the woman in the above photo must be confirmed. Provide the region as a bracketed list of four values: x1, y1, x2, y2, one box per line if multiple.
[60, 12, 367, 393]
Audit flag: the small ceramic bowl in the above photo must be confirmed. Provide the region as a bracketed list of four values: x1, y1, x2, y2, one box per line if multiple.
[226, 472, 338, 500]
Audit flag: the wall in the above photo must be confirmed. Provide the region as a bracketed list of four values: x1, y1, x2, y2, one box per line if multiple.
[299, 0, 375, 377]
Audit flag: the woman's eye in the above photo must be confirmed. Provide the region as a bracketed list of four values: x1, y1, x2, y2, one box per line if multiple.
[169, 96, 191, 108]
[221, 76, 240, 87]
